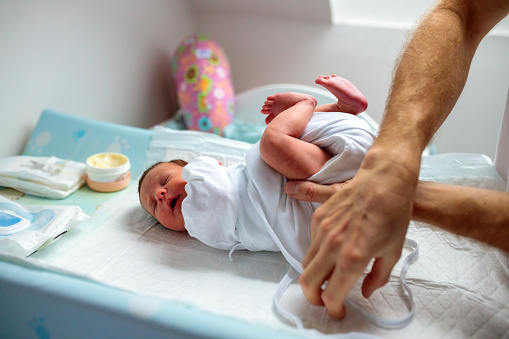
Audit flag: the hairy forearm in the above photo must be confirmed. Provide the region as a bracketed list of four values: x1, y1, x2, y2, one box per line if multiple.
[413, 181, 509, 252]
[377, 2, 475, 153]
[374, 0, 509, 155]
[360, 0, 509, 198]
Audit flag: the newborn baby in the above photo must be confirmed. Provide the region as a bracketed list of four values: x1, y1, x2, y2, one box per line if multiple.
[139, 75, 375, 263]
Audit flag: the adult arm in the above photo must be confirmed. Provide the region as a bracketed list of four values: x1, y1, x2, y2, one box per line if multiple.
[297, 0, 509, 319]
[413, 181, 509, 251]
[286, 180, 509, 252]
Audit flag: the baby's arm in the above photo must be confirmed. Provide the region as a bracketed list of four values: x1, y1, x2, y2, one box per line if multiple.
[259, 92, 331, 180]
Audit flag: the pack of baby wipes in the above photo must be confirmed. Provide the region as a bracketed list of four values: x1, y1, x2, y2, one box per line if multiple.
[0, 196, 88, 257]
[0, 156, 86, 199]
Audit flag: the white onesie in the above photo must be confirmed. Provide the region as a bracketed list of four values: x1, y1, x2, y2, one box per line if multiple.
[181, 111, 420, 330]
[181, 111, 375, 264]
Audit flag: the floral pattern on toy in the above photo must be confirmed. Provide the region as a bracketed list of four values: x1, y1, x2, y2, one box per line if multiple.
[171, 35, 234, 136]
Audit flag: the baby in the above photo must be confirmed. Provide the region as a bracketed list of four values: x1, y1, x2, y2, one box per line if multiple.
[139, 75, 375, 263]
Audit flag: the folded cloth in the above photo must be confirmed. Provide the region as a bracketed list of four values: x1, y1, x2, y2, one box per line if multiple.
[0, 156, 86, 199]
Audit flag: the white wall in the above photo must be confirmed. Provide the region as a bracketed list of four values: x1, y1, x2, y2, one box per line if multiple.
[195, 12, 403, 118]
[195, 10, 509, 159]
[2, 1, 508, 160]
[0, 0, 196, 158]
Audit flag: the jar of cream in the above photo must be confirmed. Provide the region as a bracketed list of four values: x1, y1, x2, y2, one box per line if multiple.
[86, 152, 131, 192]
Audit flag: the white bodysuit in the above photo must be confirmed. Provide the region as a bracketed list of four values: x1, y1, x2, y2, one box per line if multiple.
[181, 111, 375, 266]
[181, 111, 421, 330]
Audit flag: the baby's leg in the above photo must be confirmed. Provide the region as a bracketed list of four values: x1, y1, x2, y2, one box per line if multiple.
[260, 92, 331, 180]
[315, 75, 368, 114]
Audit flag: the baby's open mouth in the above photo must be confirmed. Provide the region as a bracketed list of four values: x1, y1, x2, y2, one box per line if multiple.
[170, 197, 177, 209]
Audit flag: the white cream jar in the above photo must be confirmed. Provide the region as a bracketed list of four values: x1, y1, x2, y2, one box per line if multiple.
[85, 152, 130, 192]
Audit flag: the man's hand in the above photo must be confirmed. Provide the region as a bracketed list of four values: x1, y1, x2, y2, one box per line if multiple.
[281, 0, 509, 322]
[285, 150, 418, 319]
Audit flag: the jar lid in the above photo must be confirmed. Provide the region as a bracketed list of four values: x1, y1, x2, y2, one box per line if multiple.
[86, 153, 130, 183]
[86, 152, 130, 171]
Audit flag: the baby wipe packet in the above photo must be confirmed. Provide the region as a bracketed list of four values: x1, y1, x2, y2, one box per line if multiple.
[0, 195, 88, 257]
[0, 156, 86, 199]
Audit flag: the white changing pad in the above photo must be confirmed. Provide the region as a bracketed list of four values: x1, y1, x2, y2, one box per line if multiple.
[29, 151, 509, 338]
[37, 188, 414, 337]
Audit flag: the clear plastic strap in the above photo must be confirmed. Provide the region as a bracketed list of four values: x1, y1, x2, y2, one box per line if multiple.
[228, 243, 244, 261]
[273, 238, 419, 333]
[274, 269, 379, 338]
[347, 238, 419, 329]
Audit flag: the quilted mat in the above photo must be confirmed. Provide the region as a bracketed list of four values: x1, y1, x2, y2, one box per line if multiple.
[25, 152, 507, 338]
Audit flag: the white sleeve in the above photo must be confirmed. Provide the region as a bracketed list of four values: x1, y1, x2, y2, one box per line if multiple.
[181, 156, 240, 250]
[303, 112, 375, 184]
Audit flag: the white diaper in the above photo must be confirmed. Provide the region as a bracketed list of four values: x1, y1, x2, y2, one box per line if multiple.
[0, 156, 86, 199]
[0, 196, 88, 257]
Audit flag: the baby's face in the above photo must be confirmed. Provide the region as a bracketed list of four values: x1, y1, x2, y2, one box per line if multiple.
[139, 162, 187, 231]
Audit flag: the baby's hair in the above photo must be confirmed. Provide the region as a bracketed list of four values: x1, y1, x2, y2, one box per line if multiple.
[138, 159, 189, 195]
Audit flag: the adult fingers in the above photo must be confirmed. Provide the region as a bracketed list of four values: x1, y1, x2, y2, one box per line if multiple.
[320, 234, 371, 319]
[285, 181, 348, 203]
[299, 210, 343, 305]
[361, 249, 402, 298]
[300, 211, 352, 309]
[298, 248, 333, 306]
[302, 187, 353, 268]
[302, 201, 340, 267]
[301, 207, 325, 269]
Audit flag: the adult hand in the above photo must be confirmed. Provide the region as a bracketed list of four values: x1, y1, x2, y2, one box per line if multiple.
[285, 148, 418, 319]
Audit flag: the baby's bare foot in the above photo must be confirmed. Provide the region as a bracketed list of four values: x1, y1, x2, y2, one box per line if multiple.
[315, 75, 368, 114]
[261, 92, 317, 124]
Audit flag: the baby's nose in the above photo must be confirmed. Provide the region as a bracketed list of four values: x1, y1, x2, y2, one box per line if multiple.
[156, 189, 165, 201]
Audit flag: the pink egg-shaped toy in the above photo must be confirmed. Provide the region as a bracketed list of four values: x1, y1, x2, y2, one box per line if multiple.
[171, 35, 234, 136]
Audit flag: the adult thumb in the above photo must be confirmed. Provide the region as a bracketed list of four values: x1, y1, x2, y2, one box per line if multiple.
[285, 180, 345, 203]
